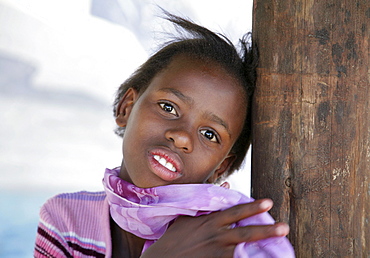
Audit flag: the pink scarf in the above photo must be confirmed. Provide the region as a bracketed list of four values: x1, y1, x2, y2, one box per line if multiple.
[103, 167, 295, 257]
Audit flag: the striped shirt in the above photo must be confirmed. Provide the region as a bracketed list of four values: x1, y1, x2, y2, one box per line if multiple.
[34, 191, 112, 257]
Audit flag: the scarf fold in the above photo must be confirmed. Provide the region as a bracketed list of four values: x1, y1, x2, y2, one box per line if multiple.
[103, 167, 295, 258]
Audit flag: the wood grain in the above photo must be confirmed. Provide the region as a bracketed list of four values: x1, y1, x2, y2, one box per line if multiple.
[252, 0, 370, 256]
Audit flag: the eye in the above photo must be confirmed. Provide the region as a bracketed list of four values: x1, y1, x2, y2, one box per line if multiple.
[200, 129, 219, 143]
[159, 102, 178, 116]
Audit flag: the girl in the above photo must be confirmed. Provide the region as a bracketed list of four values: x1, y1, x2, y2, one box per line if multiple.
[34, 12, 294, 258]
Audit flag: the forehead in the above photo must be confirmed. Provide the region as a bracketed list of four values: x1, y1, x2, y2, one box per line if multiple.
[149, 55, 246, 101]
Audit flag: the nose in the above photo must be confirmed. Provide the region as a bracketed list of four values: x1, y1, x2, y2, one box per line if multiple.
[165, 128, 193, 153]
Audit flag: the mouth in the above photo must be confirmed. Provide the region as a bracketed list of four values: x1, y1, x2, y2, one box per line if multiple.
[153, 155, 177, 172]
[148, 149, 183, 182]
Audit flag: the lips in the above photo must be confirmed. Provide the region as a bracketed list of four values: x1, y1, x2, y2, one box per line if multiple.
[148, 148, 183, 182]
[153, 155, 177, 172]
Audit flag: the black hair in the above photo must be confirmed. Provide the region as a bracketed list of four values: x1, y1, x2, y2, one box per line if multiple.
[113, 11, 256, 177]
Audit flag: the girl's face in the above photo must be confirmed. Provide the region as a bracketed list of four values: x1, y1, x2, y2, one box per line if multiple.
[116, 55, 246, 188]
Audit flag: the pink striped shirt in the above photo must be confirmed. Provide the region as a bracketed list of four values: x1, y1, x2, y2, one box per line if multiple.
[34, 191, 112, 257]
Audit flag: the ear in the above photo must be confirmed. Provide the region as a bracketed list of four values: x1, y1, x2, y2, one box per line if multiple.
[207, 154, 236, 183]
[115, 88, 138, 127]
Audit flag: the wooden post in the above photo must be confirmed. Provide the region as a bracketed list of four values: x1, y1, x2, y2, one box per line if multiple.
[251, 0, 370, 256]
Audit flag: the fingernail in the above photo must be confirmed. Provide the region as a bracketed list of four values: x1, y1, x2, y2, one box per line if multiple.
[275, 224, 289, 236]
[220, 182, 230, 189]
[259, 199, 273, 210]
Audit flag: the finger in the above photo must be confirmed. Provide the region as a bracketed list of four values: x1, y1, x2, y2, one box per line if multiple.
[212, 199, 273, 226]
[222, 222, 290, 244]
[212, 245, 235, 258]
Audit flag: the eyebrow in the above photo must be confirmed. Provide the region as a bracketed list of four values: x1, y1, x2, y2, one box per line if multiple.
[158, 88, 194, 105]
[204, 112, 231, 139]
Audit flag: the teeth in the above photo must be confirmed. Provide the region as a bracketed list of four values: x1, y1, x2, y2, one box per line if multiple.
[153, 155, 177, 172]
[165, 162, 176, 172]
[159, 157, 167, 166]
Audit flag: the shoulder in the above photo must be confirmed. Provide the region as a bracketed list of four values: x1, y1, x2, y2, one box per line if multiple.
[42, 191, 106, 214]
[40, 192, 108, 231]
[51, 190, 107, 201]
[47, 191, 107, 204]
[35, 191, 110, 257]
[40, 191, 107, 224]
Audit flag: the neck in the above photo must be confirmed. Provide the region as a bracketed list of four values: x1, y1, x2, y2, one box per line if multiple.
[110, 217, 146, 258]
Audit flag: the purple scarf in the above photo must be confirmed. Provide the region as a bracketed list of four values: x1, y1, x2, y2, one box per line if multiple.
[103, 168, 295, 257]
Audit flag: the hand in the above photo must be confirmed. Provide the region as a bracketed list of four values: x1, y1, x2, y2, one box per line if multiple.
[141, 199, 289, 258]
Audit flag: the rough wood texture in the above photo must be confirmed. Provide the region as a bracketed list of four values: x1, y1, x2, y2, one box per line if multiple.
[251, 0, 370, 256]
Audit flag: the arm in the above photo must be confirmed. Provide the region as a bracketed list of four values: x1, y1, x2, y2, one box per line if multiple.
[141, 199, 289, 258]
[34, 205, 73, 258]
[34, 192, 108, 258]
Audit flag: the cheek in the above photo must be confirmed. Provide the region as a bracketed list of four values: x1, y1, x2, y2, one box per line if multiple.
[122, 107, 147, 150]
[124, 105, 163, 144]
[190, 152, 224, 176]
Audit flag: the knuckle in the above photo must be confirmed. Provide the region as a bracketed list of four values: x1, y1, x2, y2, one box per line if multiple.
[199, 213, 219, 227]
[236, 227, 253, 240]
[227, 204, 246, 218]
[213, 246, 235, 258]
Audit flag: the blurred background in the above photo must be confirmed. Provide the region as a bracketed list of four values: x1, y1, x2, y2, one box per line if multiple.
[0, 0, 252, 256]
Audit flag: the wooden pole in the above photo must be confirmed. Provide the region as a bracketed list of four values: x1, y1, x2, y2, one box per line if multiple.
[251, 0, 370, 256]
